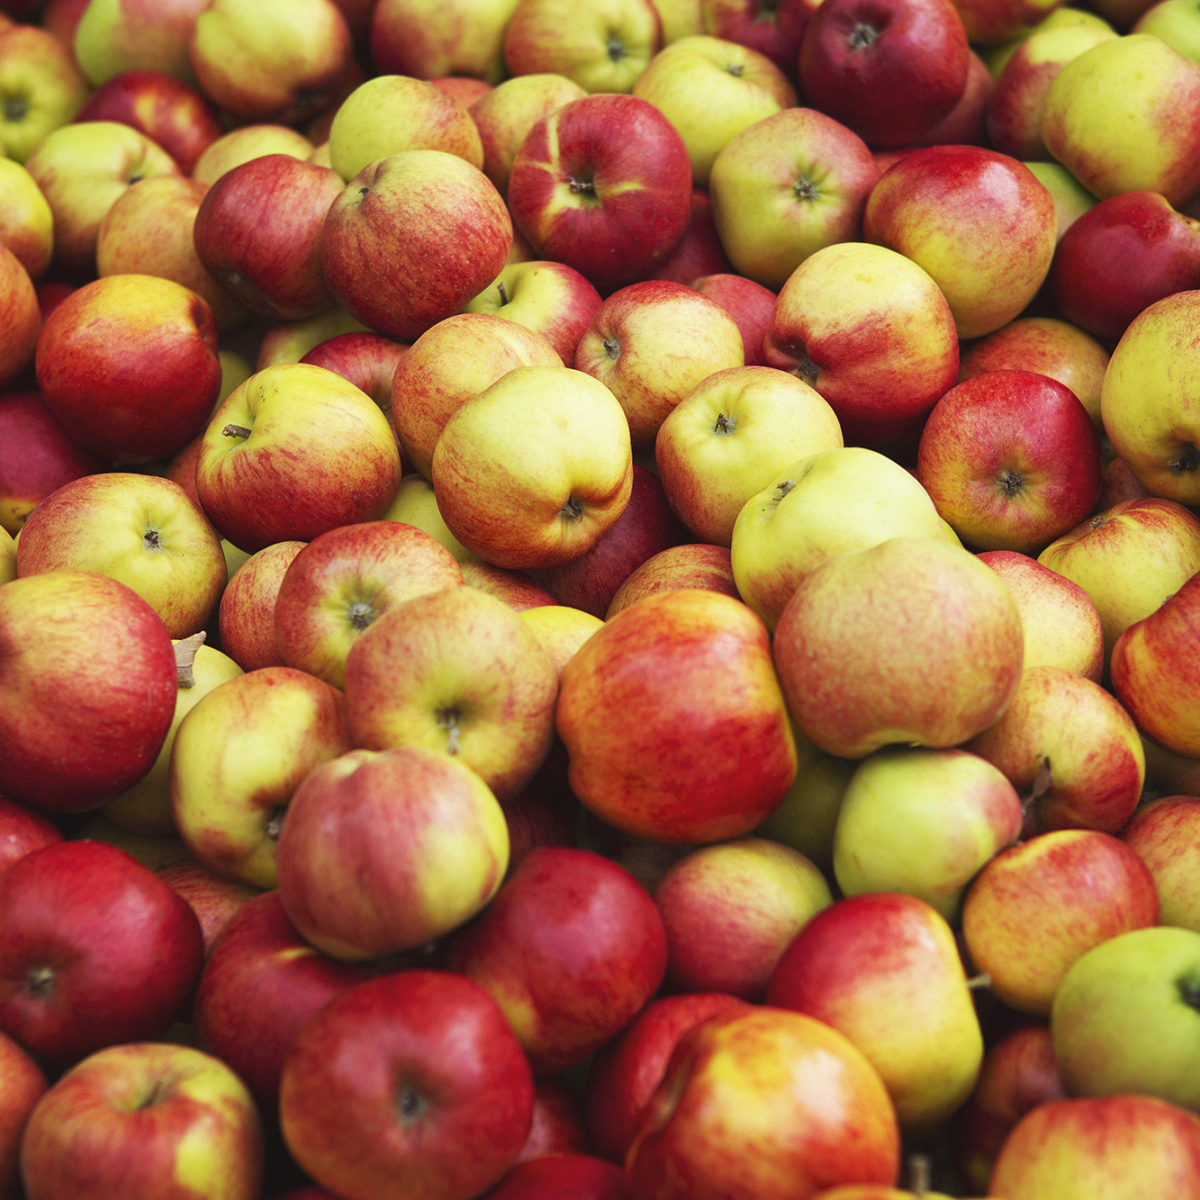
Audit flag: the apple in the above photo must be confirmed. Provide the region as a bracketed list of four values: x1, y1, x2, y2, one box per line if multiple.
[191, 122, 316, 186]
[169, 665, 353, 889]
[730, 446, 948, 631]
[1121, 795, 1200, 931]
[506, 92, 693, 294]
[605, 541, 739, 617]
[707, 106, 880, 292]
[155, 858, 259, 956]
[518, 604, 604, 678]
[698, 0, 813, 74]
[441, 845, 669, 1072]
[0, 571, 178, 815]
[690, 272, 777, 365]
[624, 1005, 901, 1200]
[274, 519, 463, 689]
[70, 0, 208, 86]
[0, 1027, 45, 1200]
[960, 828, 1160, 1015]
[636, 184, 734, 285]
[369, 0, 519, 83]
[763, 240, 959, 446]
[913, 45, 992, 147]
[16, 471, 228, 640]
[1097, 454, 1152, 510]
[503, 0, 663, 93]
[1050, 925, 1200, 1108]
[326, 73, 485, 182]
[863, 145, 1058, 339]
[975, 550, 1104, 681]
[0, 247, 41, 393]
[459, 561, 559, 610]
[342, 584, 559, 803]
[18, 1041, 263, 1200]
[1025, 158, 1099, 243]
[188, 0, 354, 126]
[0, 839, 204, 1070]
[830, 746, 1023, 922]
[557, 588, 797, 843]
[0, 158, 54, 281]
[654, 836, 832, 998]
[0, 797, 61, 879]
[217, 540, 306, 672]
[915, 370, 1102, 554]
[0, 23, 89, 164]
[194, 362, 404, 555]
[481, 1153, 630, 1199]
[389, 312, 562, 480]
[36, 273, 222, 465]
[320, 150, 513, 341]
[68, 812, 193, 874]
[797, 0, 970, 149]
[988, 1093, 1200, 1200]
[430, 364, 633, 571]
[1040, 33, 1200, 208]
[298, 331, 410, 427]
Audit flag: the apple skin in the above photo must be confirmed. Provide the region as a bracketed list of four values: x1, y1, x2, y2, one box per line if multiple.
[17, 1041, 264, 1200]
[217, 540, 306, 672]
[0, 839, 204, 1072]
[987, 1093, 1200, 1200]
[0, 571, 178, 815]
[279, 969, 536, 1200]
[960, 828, 1160, 1016]
[1121, 795, 1200, 931]
[636, 184, 735, 285]
[0, 1027, 46, 1200]
[369, 0, 519, 84]
[440, 845, 669, 1073]
[915, 369, 1102, 555]
[766, 891, 984, 1131]
[71, 67, 223, 174]
[321, 149, 512, 342]
[35, 273, 221, 465]
[557, 588, 798, 844]
[963, 664, 1145, 838]
[624, 1005, 901, 1200]
[192, 122, 316, 187]
[699, 0, 813, 75]
[798, 0, 970, 149]
[154, 858, 259, 957]
[459, 561, 559, 611]
[0, 157, 54, 281]
[0, 24, 90, 165]
[192, 889, 374, 1112]
[690, 273, 777, 366]
[481, 1152, 631, 1200]
[605, 541, 739, 617]
[0, 246, 39, 392]
[863, 145, 1058, 340]
[772, 537, 1025, 760]
[0, 797, 61, 879]
[299, 330, 410, 424]
[0, 391, 107, 537]
[506, 93, 694, 295]
[764, 240, 959, 446]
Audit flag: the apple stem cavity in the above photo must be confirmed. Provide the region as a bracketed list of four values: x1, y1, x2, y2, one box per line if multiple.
[5, 97, 26, 121]
[136, 1078, 168, 1110]
[567, 174, 596, 196]
[348, 601, 375, 632]
[560, 496, 585, 523]
[174, 631, 207, 689]
[999, 468, 1025, 497]
[794, 175, 818, 202]
[25, 965, 54, 997]
[397, 1083, 427, 1124]
[606, 35, 626, 64]
[265, 809, 285, 841]
[496, 281, 509, 305]
[1170, 444, 1200, 476]
[602, 338, 620, 360]
[1181, 976, 1200, 1012]
[714, 412, 737, 436]
[847, 20, 880, 49]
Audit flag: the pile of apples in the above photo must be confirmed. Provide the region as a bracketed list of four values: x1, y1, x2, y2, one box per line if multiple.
[4, 0, 1200, 1197]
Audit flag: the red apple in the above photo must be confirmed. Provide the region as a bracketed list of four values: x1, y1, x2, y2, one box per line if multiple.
[0, 246, 40, 392]
[0, 797, 61, 878]
[690, 272, 777, 366]
[604, 542, 739, 618]
[482, 1153, 631, 1200]
[155, 859, 260, 957]
[0, 1028, 45, 1200]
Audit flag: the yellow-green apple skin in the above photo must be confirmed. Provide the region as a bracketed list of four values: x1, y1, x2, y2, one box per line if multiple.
[430, 365, 633, 572]
[503, 0, 664, 94]
[1100, 290, 1200, 505]
[831, 746, 1023, 922]
[0, 528, 14, 585]
[391, 313, 561, 481]
[958, 316, 1109, 429]
[18, 1042, 263, 1200]
[15, 472, 227, 641]
[0, 24, 89, 164]
[275, 746, 510, 961]
[23, 120, 180, 280]
[730, 446, 945, 631]
[72, 0, 209, 86]
[1110, 568, 1200, 759]
[767, 891, 984, 1130]
[772, 537, 1025, 759]
[964, 664, 1145, 837]
[976, 550, 1104, 681]
[574, 280, 745, 451]
[1133, 0, 1200, 62]
[987, 1093, 1200, 1200]
[381, 476, 476, 563]
[764, 241, 959, 446]
[195, 362, 404, 555]
[863, 145, 1058, 340]
[960, 828, 1160, 1015]
[1121, 795, 1200, 931]
[981, 4, 1114, 77]
[103, 640, 245, 838]
[1050, 926, 1200, 1110]
[708, 106, 880, 292]
[653, 836, 833, 998]
[652, 0, 704, 40]
[169, 665, 354, 889]
[655, 364, 844, 549]
[273, 520, 465, 690]
[191, 123, 316, 187]
[557, 588, 798, 845]
[631, 35, 797, 187]
[1040, 33, 1200, 207]
[624, 1006, 902, 1200]
[1037, 496, 1200, 662]
[341, 584, 560, 804]
[0, 158, 53, 281]
[327, 73, 484, 182]
[370, 0, 521, 83]
[1023, 159, 1098, 241]
[187, 0, 354, 126]
[519, 604, 604, 677]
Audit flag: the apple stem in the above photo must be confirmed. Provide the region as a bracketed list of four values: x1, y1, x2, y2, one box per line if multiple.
[907, 1153, 931, 1195]
[496, 281, 508, 306]
[966, 972, 992, 991]
[173, 631, 207, 689]
[437, 709, 462, 756]
[714, 413, 737, 436]
[606, 35, 626, 63]
[222, 424, 252, 440]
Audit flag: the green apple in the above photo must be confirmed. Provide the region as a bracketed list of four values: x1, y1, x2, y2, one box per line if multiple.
[1022, 160, 1098, 240]
[831, 746, 1023, 923]
[1133, 0, 1200, 63]
[1051, 925, 1200, 1109]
